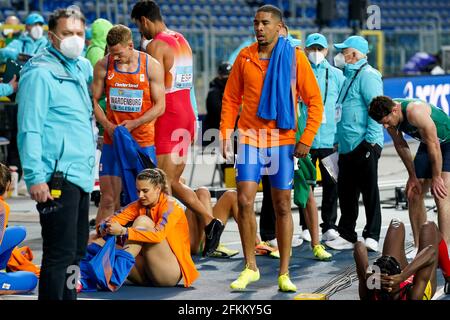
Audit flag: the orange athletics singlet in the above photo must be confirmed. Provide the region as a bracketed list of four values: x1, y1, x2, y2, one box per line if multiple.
[153, 30, 196, 157]
[104, 51, 155, 147]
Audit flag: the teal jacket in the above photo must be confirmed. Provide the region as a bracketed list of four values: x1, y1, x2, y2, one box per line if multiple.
[336, 59, 384, 154]
[17, 46, 96, 192]
[0, 83, 14, 97]
[0, 33, 48, 63]
[301, 59, 345, 149]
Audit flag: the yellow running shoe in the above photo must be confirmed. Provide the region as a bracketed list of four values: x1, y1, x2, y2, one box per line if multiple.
[313, 244, 332, 261]
[278, 273, 297, 292]
[210, 244, 239, 258]
[230, 266, 260, 290]
[255, 241, 277, 256]
[269, 249, 280, 259]
[269, 249, 292, 259]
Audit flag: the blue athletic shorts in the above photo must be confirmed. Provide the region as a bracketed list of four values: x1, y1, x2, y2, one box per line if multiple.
[414, 142, 450, 179]
[99, 144, 157, 177]
[235, 144, 295, 190]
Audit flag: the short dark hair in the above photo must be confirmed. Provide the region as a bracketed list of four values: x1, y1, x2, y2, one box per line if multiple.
[107, 25, 132, 46]
[256, 4, 283, 22]
[48, 7, 86, 32]
[131, 0, 163, 22]
[369, 96, 396, 122]
[0, 163, 11, 195]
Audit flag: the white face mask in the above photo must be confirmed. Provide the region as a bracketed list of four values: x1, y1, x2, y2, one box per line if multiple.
[308, 51, 325, 66]
[53, 33, 85, 59]
[30, 25, 44, 40]
[333, 53, 346, 69]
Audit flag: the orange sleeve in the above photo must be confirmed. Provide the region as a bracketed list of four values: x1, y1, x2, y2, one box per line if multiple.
[295, 49, 324, 146]
[0, 200, 10, 245]
[108, 202, 140, 227]
[220, 53, 244, 141]
[127, 205, 184, 243]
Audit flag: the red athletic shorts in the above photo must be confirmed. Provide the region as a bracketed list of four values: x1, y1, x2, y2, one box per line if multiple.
[155, 89, 196, 157]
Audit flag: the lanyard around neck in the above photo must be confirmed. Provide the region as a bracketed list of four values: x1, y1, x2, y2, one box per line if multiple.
[338, 62, 368, 104]
[323, 68, 329, 105]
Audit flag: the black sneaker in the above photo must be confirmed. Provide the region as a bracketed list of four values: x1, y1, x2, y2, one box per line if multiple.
[89, 218, 96, 230]
[445, 279, 449, 294]
[203, 218, 224, 257]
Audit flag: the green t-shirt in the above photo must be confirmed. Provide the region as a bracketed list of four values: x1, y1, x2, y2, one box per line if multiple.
[393, 98, 450, 144]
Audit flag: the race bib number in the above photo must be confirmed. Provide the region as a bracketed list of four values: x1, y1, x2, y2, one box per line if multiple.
[335, 103, 342, 123]
[109, 88, 143, 112]
[175, 66, 193, 89]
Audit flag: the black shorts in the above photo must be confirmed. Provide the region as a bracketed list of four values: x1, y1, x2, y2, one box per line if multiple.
[414, 142, 450, 179]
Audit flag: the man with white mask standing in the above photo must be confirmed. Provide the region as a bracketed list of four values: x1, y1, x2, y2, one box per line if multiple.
[17, 7, 96, 300]
[324, 35, 384, 252]
[0, 12, 48, 63]
[299, 33, 344, 243]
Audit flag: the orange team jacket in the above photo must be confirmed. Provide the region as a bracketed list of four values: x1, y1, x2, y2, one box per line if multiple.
[0, 196, 10, 246]
[220, 42, 323, 148]
[109, 193, 199, 287]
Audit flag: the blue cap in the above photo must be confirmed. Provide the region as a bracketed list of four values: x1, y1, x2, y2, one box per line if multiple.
[305, 33, 328, 49]
[334, 35, 369, 54]
[25, 13, 45, 26]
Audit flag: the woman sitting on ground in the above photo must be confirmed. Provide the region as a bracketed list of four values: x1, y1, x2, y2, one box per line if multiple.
[95, 168, 198, 287]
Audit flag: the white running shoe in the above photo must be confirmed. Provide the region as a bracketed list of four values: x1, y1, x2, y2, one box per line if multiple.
[291, 235, 303, 247]
[268, 237, 303, 248]
[364, 238, 379, 252]
[267, 239, 278, 248]
[321, 229, 340, 242]
[325, 236, 354, 250]
[300, 229, 312, 242]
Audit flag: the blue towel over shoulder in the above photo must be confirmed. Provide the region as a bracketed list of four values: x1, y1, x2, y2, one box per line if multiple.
[257, 36, 296, 130]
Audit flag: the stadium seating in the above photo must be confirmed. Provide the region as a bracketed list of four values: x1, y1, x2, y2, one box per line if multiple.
[0, 0, 447, 76]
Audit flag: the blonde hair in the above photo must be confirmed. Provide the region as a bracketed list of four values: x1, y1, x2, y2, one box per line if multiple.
[106, 24, 132, 47]
[137, 168, 169, 194]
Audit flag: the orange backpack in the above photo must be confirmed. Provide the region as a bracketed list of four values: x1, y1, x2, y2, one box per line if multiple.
[7, 246, 40, 278]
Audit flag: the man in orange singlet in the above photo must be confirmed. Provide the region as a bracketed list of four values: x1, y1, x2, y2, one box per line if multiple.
[131, 1, 224, 256]
[92, 25, 165, 224]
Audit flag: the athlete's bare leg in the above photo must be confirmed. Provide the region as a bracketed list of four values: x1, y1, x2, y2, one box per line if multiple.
[95, 175, 122, 224]
[435, 172, 450, 244]
[303, 187, 320, 247]
[157, 154, 213, 224]
[236, 181, 259, 271]
[407, 179, 430, 247]
[271, 187, 293, 276]
[409, 222, 440, 299]
[125, 215, 181, 287]
[186, 189, 238, 255]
